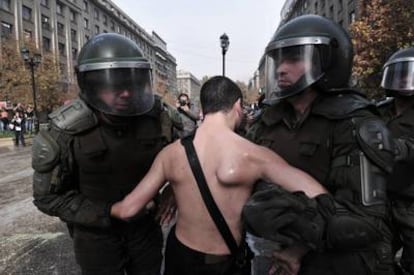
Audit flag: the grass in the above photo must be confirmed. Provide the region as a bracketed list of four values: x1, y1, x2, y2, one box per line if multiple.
[0, 131, 35, 139]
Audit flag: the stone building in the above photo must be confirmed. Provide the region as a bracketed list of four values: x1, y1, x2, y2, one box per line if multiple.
[0, 0, 177, 94]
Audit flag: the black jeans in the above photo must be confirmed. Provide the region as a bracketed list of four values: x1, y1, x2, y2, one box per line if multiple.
[14, 130, 25, 146]
[164, 227, 250, 275]
[73, 216, 162, 275]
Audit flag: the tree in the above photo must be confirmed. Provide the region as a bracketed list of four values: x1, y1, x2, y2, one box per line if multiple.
[0, 38, 27, 106]
[350, 0, 414, 99]
[0, 37, 64, 110]
[155, 79, 176, 106]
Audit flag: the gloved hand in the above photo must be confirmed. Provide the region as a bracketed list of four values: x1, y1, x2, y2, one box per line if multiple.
[243, 187, 330, 250]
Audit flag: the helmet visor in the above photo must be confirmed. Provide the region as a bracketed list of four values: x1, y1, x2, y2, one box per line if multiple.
[80, 68, 154, 116]
[381, 60, 414, 95]
[265, 44, 325, 100]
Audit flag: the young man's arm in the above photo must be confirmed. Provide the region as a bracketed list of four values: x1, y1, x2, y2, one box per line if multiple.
[256, 146, 327, 198]
[111, 149, 168, 219]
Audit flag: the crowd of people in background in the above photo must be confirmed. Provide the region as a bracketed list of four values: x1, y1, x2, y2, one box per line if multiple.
[0, 102, 37, 146]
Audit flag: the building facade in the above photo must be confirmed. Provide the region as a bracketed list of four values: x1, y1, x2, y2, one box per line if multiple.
[0, 0, 176, 93]
[280, 0, 359, 29]
[176, 70, 201, 109]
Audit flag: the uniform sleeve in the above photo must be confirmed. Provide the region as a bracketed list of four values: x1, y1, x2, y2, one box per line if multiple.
[392, 196, 414, 273]
[32, 128, 112, 228]
[389, 157, 414, 273]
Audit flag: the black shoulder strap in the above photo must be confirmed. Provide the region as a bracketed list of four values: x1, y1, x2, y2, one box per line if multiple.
[180, 134, 240, 255]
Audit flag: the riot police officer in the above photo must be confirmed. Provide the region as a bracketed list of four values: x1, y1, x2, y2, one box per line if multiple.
[244, 15, 396, 274]
[378, 47, 414, 274]
[32, 33, 174, 274]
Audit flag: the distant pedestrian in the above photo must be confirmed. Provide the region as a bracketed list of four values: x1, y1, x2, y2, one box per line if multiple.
[174, 93, 199, 138]
[10, 111, 25, 146]
[1, 107, 9, 131]
[25, 105, 34, 134]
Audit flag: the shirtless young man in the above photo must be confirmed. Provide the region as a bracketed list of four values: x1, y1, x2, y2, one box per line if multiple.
[111, 76, 327, 275]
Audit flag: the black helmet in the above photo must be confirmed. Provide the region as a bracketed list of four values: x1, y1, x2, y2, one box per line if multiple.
[76, 33, 154, 116]
[381, 47, 414, 97]
[265, 15, 353, 100]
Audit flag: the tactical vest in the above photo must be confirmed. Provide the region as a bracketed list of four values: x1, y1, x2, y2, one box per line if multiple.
[249, 92, 386, 204]
[73, 115, 165, 202]
[255, 109, 332, 183]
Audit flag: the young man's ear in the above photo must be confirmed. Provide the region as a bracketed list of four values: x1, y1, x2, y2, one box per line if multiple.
[234, 98, 242, 110]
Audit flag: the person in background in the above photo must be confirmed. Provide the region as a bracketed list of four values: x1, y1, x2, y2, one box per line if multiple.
[25, 105, 34, 134]
[10, 111, 25, 146]
[244, 15, 396, 274]
[1, 107, 9, 132]
[31, 33, 175, 275]
[174, 93, 199, 138]
[377, 47, 414, 274]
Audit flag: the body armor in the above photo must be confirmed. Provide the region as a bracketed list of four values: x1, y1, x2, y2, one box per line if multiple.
[247, 91, 395, 274]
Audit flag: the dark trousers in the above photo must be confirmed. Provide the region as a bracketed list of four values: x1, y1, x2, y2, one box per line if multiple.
[73, 217, 162, 275]
[164, 227, 250, 275]
[14, 130, 25, 146]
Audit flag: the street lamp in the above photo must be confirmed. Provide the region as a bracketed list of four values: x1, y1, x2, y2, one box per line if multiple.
[21, 48, 41, 134]
[220, 33, 229, 76]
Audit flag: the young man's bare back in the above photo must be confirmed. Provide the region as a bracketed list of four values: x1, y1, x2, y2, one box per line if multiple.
[111, 76, 326, 274]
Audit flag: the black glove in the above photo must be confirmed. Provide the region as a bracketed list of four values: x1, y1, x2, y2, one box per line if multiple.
[243, 187, 331, 250]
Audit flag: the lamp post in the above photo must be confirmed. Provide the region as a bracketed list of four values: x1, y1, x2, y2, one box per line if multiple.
[220, 33, 229, 76]
[21, 48, 41, 134]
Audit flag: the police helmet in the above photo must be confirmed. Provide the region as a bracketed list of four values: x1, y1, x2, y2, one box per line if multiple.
[76, 33, 154, 116]
[265, 15, 353, 100]
[381, 48, 414, 97]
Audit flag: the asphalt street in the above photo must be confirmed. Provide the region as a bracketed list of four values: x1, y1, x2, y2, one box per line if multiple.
[0, 144, 80, 275]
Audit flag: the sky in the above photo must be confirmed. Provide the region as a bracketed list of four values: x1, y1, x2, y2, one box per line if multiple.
[114, 0, 285, 83]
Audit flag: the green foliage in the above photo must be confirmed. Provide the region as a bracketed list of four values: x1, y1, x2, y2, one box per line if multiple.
[350, 0, 414, 99]
[0, 37, 65, 109]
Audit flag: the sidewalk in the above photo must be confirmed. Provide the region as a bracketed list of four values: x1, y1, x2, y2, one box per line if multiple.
[0, 136, 33, 153]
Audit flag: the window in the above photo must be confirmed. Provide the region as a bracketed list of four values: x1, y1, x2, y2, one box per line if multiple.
[58, 43, 65, 55]
[72, 47, 78, 60]
[24, 29, 32, 39]
[57, 22, 64, 36]
[103, 15, 107, 26]
[1, 21, 12, 37]
[56, 2, 63, 15]
[83, 0, 88, 12]
[94, 8, 99, 20]
[85, 35, 89, 41]
[41, 0, 49, 7]
[110, 21, 115, 31]
[22, 5, 32, 21]
[41, 15, 50, 29]
[71, 29, 77, 42]
[43, 36, 51, 51]
[0, 0, 11, 11]
[84, 18, 89, 29]
[95, 25, 100, 34]
[70, 9, 76, 22]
